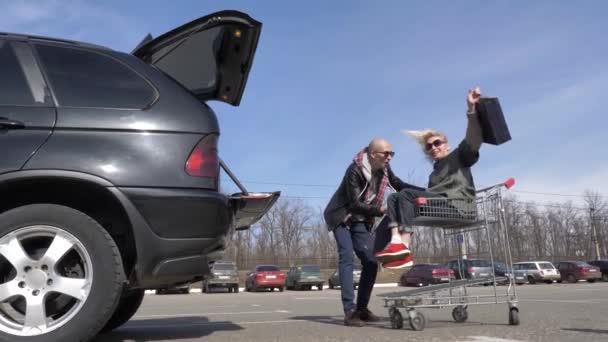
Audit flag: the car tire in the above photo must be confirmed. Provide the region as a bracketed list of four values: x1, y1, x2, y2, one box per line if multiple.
[101, 288, 145, 333]
[329, 282, 334, 289]
[318, 284, 323, 291]
[602, 273, 608, 282]
[0, 204, 125, 342]
[567, 274, 577, 283]
[234, 285, 239, 293]
[544, 280, 553, 284]
[527, 276, 536, 285]
[587, 279, 596, 283]
[279, 286, 284, 292]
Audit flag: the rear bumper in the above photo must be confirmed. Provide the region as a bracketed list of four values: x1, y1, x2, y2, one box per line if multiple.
[295, 279, 324, 285]
[255, 280, 285, 288]
[430, 277, 453, 284]
[579, 273, 602, 280]
[109, 187, 234, 288]
[539, 274, 561, 281]
[207, 279, 239, 286]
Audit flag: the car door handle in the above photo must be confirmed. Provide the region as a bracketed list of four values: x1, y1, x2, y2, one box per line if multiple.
[0, 117, 26, 129]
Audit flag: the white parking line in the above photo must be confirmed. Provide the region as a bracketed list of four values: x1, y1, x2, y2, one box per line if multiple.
[454, 337, 525, 342]
[133, 310, 291, 319]
[523, 299, 606, 304]
[124, 319, 308, 330]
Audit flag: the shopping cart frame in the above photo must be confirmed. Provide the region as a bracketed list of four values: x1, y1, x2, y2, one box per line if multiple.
[378, 178, 519, 331]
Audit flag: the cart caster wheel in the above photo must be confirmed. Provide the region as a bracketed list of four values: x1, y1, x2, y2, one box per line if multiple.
[508, 308, 520, 326]
[389, 307, 404, 329]
[452, 305, 468, 323]
[408, 310, 426, 331]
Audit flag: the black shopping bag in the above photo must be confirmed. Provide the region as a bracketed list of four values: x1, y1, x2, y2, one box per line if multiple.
[475, 97, 512, 145]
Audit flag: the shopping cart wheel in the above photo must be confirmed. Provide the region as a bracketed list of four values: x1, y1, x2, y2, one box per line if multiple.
[389, 307, 403, 329]
[508, 308, 520, 326]
[452, 305, 468, 323]
[408, 310, 426, 331]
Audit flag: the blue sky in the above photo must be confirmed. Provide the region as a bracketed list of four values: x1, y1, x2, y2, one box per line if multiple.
[2, 0, 607, 210]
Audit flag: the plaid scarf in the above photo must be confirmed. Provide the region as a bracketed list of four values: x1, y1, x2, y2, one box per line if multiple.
[353, 148, 389, 208]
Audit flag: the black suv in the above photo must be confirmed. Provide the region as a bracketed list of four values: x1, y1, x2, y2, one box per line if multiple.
[0, 10, 278, 342]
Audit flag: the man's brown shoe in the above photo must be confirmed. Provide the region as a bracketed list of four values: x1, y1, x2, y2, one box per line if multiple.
[357, 308, 381, 322]
[344, 310, 365, 327]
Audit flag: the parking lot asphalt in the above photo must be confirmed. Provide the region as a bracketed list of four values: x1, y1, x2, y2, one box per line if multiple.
[94, 281, 608, 342]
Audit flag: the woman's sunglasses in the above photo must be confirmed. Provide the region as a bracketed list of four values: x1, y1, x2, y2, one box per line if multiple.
[425, 139, 445, 151]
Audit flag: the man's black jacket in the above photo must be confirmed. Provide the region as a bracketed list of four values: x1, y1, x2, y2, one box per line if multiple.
[324, 162, 424, 230]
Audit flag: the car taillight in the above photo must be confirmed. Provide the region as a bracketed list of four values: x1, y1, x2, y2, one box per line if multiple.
[432, 269, 439, 275]
[279, 273, 285, 279]
[255, 273, 264, 279]
[467, 267, 474, 274]
[185, 134, 219, 178]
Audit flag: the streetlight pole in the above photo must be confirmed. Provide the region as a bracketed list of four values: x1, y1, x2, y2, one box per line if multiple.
[590, 207, 601, 261]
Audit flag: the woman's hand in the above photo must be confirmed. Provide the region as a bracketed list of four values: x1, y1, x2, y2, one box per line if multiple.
[467, 87, 482, 113]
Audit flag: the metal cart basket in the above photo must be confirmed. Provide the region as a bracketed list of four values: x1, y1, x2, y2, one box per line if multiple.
[378, 178, 519, 331]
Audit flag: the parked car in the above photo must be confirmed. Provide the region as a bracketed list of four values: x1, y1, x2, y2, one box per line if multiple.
[555, 261, 601, 283]
[491, 261, 517, 284]
[399, 264, 455, 287]
[245, 265, 286, 292]
[155, 283, 192, 295]
[328, 264, 362, 289]
[512, 261, 560, 284]
[202, 261, 240, 293]
[0, 11, 279, 342]
[286, 264, 324, 291]
[447, 259, 494, 280]
[587, 259, 608, 282]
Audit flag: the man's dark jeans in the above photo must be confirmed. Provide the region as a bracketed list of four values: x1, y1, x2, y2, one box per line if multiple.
[333, 222, 378, 313]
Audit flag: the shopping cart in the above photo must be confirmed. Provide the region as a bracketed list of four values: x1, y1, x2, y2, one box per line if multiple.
[378, 178, 518, 331]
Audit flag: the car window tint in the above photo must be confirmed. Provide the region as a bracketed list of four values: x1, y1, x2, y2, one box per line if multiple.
[0, 40, 37, 105]
[300, 265, 320, 272]
[539, 263, 555, 270]
[36, 44, 155, 108]
[256, 265, 279, 272]
[213, 263, 235, 271]
[470, 260, 491, 267]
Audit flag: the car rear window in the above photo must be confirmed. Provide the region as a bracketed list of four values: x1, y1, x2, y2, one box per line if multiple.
[213, 263, 235, 271]
[300, 265, 320, 272]
[257, 266, 280, 272]
[575, 261, 591, 267]
[539, 263, 555, 270]
[470, 260, 491, 267]
[36, 44, 156, 109]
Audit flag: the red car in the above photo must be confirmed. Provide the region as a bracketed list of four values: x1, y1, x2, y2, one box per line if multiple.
[245, 265, 286, 292]
[400, 264, 455, 286]
[555, 261, 602, 283]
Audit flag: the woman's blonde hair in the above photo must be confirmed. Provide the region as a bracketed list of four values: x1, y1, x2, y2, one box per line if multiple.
[402, 129, 449, 160]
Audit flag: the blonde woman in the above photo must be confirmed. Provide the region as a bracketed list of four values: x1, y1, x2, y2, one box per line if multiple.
[374, 88, 483, 268]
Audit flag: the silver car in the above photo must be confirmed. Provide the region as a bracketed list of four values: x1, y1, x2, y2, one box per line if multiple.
[328, 265, 362, 289]
[513, 261, 560, 284]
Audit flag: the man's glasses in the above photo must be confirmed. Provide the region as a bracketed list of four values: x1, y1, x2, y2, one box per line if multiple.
[374, 151, 395, 158]
[425, 139, 445, 151]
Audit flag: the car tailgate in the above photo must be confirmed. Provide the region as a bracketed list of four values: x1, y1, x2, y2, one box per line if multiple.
[230, 192, 280, 230]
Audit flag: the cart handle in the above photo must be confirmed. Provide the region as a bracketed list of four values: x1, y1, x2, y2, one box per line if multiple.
[413, 178, 515, 204]
[476, 177, 516, 193]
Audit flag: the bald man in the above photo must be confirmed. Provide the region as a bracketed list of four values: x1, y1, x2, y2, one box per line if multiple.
[324, 138, 424, 327]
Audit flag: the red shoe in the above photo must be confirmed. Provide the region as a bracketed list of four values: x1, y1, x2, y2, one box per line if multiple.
[374, 243, 409, 263]
[383, 254, 414, 269]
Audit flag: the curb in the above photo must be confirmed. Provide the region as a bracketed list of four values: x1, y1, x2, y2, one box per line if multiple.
[145, 283, 399, 295]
